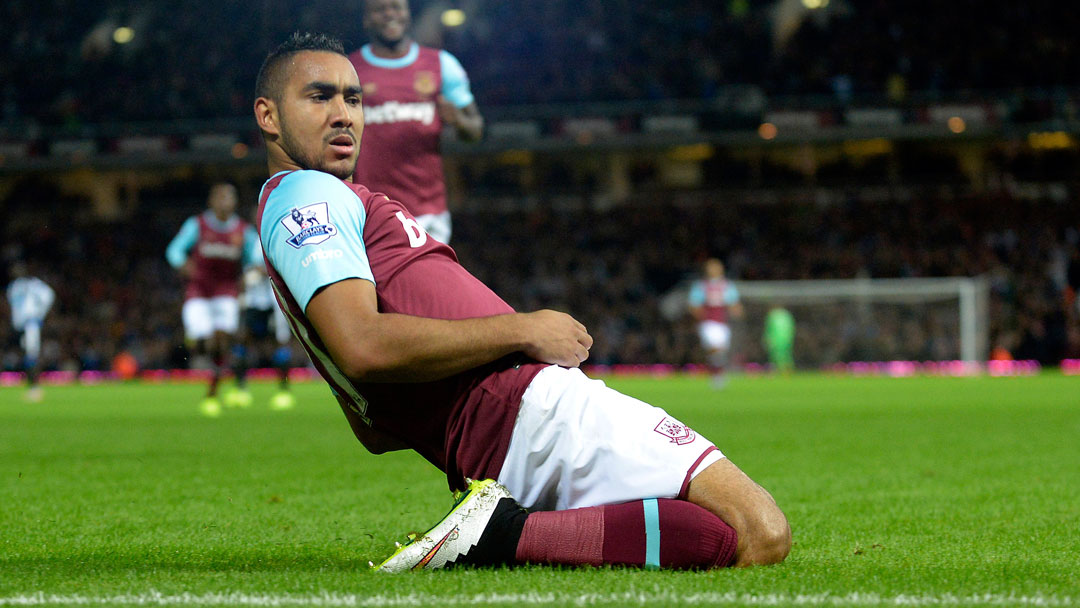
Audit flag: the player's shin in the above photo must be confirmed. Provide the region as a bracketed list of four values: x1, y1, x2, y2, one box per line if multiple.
[515, 499, 737, 569]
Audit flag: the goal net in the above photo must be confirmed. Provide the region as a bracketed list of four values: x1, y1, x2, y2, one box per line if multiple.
[666, 277, 990, 369]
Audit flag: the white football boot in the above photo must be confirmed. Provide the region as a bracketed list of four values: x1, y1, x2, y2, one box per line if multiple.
[373, 478, 516, 572]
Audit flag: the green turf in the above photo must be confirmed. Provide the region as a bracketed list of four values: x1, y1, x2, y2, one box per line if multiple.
[1, 373, 1078, 606]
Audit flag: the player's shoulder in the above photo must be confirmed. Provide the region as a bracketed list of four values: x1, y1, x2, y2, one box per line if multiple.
[262, 171, 375, 236]
[267, 170, 363, 203]
[437, 48, 468, 72]
[436, 47, 462, 62]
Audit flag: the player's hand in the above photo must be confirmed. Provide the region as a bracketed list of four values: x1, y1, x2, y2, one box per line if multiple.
[436, 95, 463, 128]
[179, 260, 195, 279]
[519, 310, 593, 368]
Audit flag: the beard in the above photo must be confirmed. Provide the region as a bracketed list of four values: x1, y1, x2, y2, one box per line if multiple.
[279, 114, 354, 180]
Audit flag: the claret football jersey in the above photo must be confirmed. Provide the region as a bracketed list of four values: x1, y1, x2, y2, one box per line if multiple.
[257, 170, 543, 490]
[349, 42, 475, 218]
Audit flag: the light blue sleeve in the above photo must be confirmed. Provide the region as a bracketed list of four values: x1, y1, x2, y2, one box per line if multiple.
[688, 282, 705, 307]
[165, 217, 200, 268]
[724, 283, 740, 305]
[242, 224, 262, 266]
[439, 50, 475, 108]
[260, 171, 375, 312]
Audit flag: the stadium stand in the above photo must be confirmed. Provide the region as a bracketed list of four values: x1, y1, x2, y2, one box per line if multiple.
[2, 0, 1079, 127]
[2, 179, 1077, 373]
[2, 2, 1079, 373]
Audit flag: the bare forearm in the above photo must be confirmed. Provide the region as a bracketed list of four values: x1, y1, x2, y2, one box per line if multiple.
[307, 281, 591, 383]
[442, 101, 483, 141]
[455, 114, 483, 141]
[348, 313, 526, 382]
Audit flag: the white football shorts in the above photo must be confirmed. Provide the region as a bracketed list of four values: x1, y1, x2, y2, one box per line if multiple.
[698, 320, 732, 351]
[272, 304, 292, 344]
[182, 296, 240, 341]
[415, 211, 452, 245]
[498, 365, 724, 511]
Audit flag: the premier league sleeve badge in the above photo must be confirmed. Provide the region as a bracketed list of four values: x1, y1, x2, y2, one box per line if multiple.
[281, 202, 339, 249]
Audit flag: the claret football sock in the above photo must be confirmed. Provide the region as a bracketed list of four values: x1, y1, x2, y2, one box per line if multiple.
[375, 481, 737, 571]
[208, 355, 225, 397]
[515, 498, 738, 569]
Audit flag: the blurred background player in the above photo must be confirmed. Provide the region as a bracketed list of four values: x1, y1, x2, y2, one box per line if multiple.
[349, 0, 484, 244]
[6, 261, 55, 402]
[239, 254, 296, 411]
[763, 305, 795, 375]
[165, 182, 261, 417]
[688, 258, 744, 388]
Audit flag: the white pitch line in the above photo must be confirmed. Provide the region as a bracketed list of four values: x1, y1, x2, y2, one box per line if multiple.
[0, 591, 1077, 607]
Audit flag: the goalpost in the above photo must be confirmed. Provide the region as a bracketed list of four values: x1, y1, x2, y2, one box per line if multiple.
[714, 277, 990, 367]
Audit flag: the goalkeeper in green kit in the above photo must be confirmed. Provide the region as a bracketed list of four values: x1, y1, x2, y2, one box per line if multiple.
[763, 306, 795, 374]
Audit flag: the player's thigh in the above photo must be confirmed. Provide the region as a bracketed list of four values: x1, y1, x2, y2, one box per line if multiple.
[272, 305, 292, 343]
[20, 322, 42, 358]
[208, 296, 240, 335]
[245, 307, 272, 340]
[182, 298, 214, 341]
[499, 366, 724, 511]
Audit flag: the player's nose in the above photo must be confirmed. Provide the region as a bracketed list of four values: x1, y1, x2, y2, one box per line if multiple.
[329, 96, 354, 127]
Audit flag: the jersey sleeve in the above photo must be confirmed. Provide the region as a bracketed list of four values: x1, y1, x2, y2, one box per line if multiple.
[724, 283, 740, 305]
[165, 217, 199, 268]
[439, 50, 475, 108]
[242, 224, 262, 267]
[260, 171, 375, 312]
[688, 282, 705, 307]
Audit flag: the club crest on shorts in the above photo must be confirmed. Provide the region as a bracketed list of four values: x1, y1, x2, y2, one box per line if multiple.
[654, 416, 696, 445]
[281, 202, 338, 248]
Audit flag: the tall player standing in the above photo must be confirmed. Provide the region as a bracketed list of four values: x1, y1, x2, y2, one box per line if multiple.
[166, 183, 262, 417]
[252, 32, 789, 571]
[349, 0, 483, 244]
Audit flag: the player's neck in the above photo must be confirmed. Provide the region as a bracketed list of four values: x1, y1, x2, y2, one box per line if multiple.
[265, 158, 353, 183]
[369, 38, 414, 59]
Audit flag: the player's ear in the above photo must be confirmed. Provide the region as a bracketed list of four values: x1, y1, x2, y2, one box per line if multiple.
[254, 97, 280, 137]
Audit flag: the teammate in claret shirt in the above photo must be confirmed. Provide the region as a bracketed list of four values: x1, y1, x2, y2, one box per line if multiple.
[166, 183, 262, 416]
[349, 0, 484, 244]
[252, 32, 790, 571]
[689, 258, 744, 388]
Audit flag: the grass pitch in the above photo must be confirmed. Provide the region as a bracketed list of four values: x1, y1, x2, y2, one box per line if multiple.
[1, 372, 1078, 607]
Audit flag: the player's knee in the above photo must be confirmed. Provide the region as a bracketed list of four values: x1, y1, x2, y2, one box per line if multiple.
[739, 508, 791, 566]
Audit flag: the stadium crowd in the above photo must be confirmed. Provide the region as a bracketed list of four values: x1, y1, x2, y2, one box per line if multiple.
[2, 0, 1080, 128]
[3, 1, 1080, 374]
[3, 179, 1078, 374]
